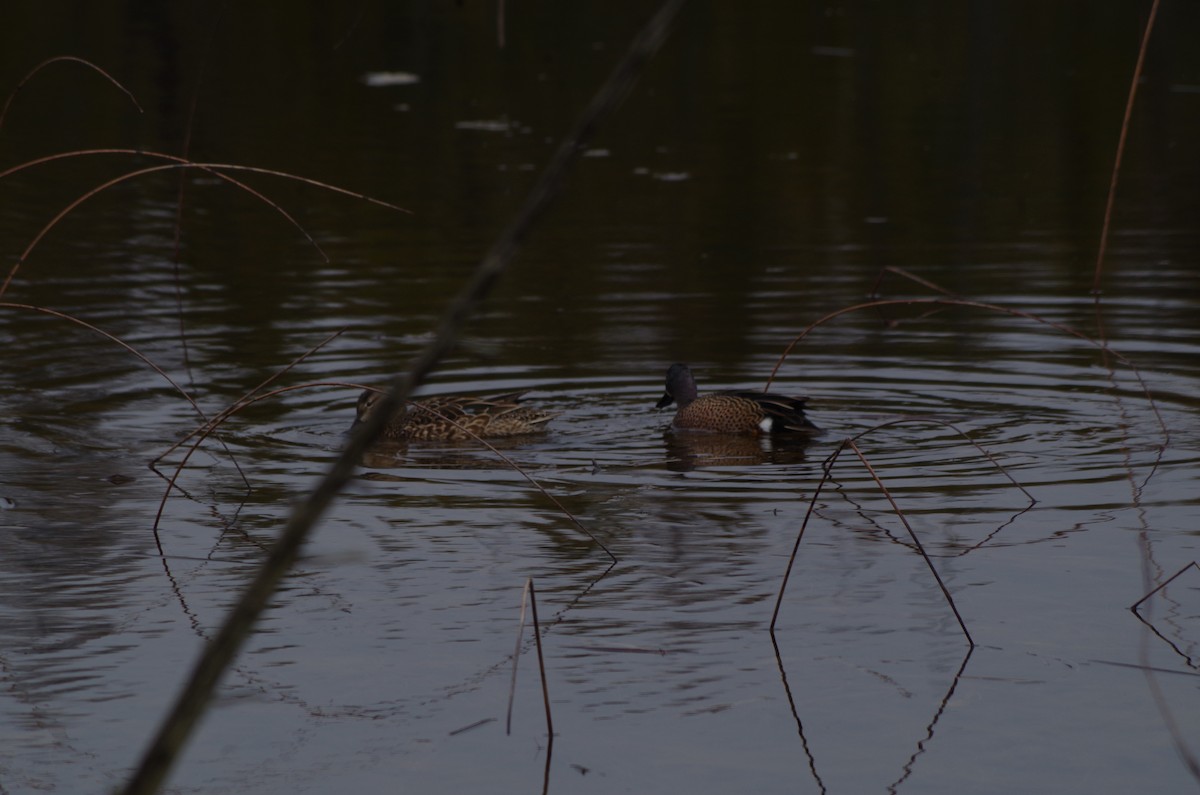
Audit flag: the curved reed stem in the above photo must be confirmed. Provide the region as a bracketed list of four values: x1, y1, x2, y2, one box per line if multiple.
[763, 297, 1169, 445]
[0, 56, 143, 129]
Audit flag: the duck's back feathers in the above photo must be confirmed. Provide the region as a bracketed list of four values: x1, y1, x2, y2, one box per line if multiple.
[356, 389, 556, 441]
[656, 363, 817, 435]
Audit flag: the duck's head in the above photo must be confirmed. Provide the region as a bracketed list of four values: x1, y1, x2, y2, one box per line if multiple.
[355, 387, 404, 425]
[656, 362, 698, 409]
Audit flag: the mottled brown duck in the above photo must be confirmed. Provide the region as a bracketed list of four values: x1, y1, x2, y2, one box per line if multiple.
[355, 388, 556, 441]
[655, 363, 817, 434]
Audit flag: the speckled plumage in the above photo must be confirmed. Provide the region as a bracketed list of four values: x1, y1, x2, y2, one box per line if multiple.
[356, 389, 556, 441]
[655, 363, 816, 434]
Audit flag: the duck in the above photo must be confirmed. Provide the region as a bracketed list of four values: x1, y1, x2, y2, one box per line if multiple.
[355, 388, 556, 441]
[655, 363, 817, 434]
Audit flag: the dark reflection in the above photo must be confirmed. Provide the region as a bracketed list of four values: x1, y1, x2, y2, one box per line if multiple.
[662, 429, 812, 471]
[1130, 561, 1200, 671]
[771, 630, 975, 794]
[823, 476, 1039, 556]
[0, 2, 1197, 792]
[769, 631, 828, 794]
[887, 647, 975, 793]
[359, 437, 557, 471]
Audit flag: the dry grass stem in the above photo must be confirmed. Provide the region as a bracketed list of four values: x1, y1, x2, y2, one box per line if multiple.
[149, 331, 347, 536]
[0, 56, 143, 128]
[1093, 0, 1160, 294]
[0, 153, 414, 295]
[764, 296, 1169, 445]
[771, 436, 975, 648]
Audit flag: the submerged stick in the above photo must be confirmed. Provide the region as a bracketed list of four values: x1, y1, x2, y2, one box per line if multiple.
[120, 2, 684, 792]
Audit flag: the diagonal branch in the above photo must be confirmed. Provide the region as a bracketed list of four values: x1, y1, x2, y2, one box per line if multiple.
[119, 2, 685, 792]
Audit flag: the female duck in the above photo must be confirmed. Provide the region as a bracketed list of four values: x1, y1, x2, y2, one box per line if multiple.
[655, 363, 816, 434]
[356, 388, 556, 441]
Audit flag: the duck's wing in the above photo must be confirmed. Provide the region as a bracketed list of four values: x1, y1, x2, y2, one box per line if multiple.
[730, 391, 817, 432]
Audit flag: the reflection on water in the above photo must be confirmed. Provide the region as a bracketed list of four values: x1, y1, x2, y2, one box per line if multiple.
[1, 3, 1200, 794]
[662, 429, 813, 471]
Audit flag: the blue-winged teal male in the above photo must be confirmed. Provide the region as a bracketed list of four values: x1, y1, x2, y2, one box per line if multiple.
[655, 363, 817, 434]
[355, 388, 556, 441]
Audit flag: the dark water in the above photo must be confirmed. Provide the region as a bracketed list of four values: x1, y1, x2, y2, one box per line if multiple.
[2, 3, 1200, 793]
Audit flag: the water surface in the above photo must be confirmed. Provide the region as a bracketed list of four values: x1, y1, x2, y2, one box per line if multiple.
[1, 3, 1199, 793]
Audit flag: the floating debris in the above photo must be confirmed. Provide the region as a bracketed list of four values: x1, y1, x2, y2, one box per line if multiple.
[454, 119, 513, 133]
[361, 71, 420, 87]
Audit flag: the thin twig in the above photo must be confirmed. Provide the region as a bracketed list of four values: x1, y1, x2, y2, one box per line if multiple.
[848, 416, 1036, 506]
[149, 331, 347, 536]
[770, 442, 844, 631]
[0, 55, 143, 129]
[530, 579, 554, 795]
[1131, 561, 1199, 613]
[0, 302, 244, 557]
[529, 580, 554, 743]
[171, 17, 221, 387]
[0, 150, 413, 296]
[763, 297, 1169, 445]
[507, 580, 532, 735]
[1093, 0, 1160, 294]
[772, 435, 975, 647]
[846, 439, 974, 647]
[0, 303, 195, 412]
[869, 266, 961, 299]
[0, 149, 412, 214]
